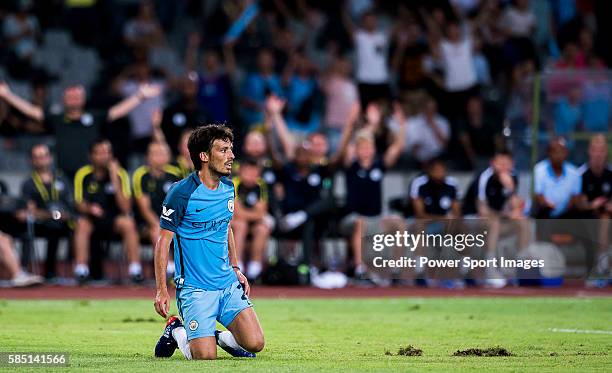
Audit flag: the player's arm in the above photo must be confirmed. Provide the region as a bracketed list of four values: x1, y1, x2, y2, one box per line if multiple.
[383, 102, 407, 168]
[154, 228, 174, 318]
[133, 170, 159, 227]
[228, 226, 250, 296]
[0, 81, 44, 122]
[412, 197, 432, 219]
[135, 194, 159, 227]
[329, 102, 360, 169]
[107, 84, 161, 122]
[74, 168, 95, 215]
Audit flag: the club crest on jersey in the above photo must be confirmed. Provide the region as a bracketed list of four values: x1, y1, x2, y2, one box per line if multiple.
[161, 205, 174, 221]
[189, 320, 198, 331]
[228, 199, 234, 212]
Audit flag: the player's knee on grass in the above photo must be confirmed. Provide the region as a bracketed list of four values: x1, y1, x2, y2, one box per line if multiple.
[240, 331, 265, 353]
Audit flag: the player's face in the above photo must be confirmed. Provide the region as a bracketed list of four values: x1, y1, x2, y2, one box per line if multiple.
[148, 143, 170, 168]
[356, 138, 375, 161]
[90, 142, 112, 168]
[239, 164, 260, 186]
[203, 51, 220, 71]
[548, 142, 568, 166]
[429, 163, 446, 182]
[492, 155, 513, 174]
[589, 140, 608, 166]
[31, 145, 52, 170]
[308, 134, 328, 158]
[63, 86, 85, 111]
[244, 132, 267, 158]
[208, 139, 234, 176]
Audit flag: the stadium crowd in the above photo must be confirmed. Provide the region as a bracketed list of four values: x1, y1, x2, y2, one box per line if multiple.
[0, 0, 610, 287]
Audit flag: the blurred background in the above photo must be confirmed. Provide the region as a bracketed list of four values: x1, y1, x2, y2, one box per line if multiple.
[0, 0, 610, 289]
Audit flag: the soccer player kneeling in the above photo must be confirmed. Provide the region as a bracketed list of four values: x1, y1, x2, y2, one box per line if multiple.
[153, 125, 265, 359]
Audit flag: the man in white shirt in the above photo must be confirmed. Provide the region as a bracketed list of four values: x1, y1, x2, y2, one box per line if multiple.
[343, 9, 391, 107]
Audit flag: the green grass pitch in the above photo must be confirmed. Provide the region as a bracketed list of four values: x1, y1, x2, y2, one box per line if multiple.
[1, 297, 610, 372]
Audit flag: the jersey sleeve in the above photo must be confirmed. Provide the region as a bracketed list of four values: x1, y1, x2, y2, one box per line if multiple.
[159, 184, 188, 232]
[533, 163, 545, 195]
[132, 166, 148, 199]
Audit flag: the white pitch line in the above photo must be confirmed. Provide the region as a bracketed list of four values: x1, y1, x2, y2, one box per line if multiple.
[549, 328, 612, 335]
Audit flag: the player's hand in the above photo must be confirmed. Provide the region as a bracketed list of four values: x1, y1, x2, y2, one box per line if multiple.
[108, 159, 120, 176]
[264, 95, 285, 116]
[365, 103, 381, 125]
[392, 101, 405, 125]
[90, 203, 105, 218]
[154, 288, 170, 318]
[498, 172, 515, 191]
[138, 83, 162, 99]
[235, 269, 250, 297]
[591, 196, 607, 210]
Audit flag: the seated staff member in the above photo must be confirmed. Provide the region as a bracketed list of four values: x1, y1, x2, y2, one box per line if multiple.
[73, 139, 142, 283]
[411, 159, 461, 219]
[16, 144, 74, 280]
[231, 158, 274, 281]
[410, 159, 461, 283]
[133, 142, 182, 275]
[468, 150, 529, 288]
[578, 135, 612, 278]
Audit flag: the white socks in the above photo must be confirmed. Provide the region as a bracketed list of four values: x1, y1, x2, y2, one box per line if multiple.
[128, 262, 142, 276]
[247, 261, 262, 279]
[74, 264, 89, 277]
[172, 327, 192, 360]
[281, 210, 307, 231]
[217, 330, 245, 352]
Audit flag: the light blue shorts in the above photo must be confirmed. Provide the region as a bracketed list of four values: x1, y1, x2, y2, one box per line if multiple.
[176, 280, 253, 340]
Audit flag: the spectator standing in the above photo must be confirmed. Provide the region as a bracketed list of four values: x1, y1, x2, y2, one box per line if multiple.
[321, 57, 359, 153]
[343, 9, 391, 107]
[0, 82, 161, 178]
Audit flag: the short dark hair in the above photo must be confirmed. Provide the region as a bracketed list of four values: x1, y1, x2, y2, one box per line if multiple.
[241, 157, 260, 168]
[89, 138, 111, 153]
[494, 148, 513, 158]
[188, 125, 234, 169]
[426, 157, 445, 169]
[30, 143, 49, 158]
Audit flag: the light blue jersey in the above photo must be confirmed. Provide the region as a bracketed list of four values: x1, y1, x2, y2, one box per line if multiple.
[160, 171, 236, 290]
